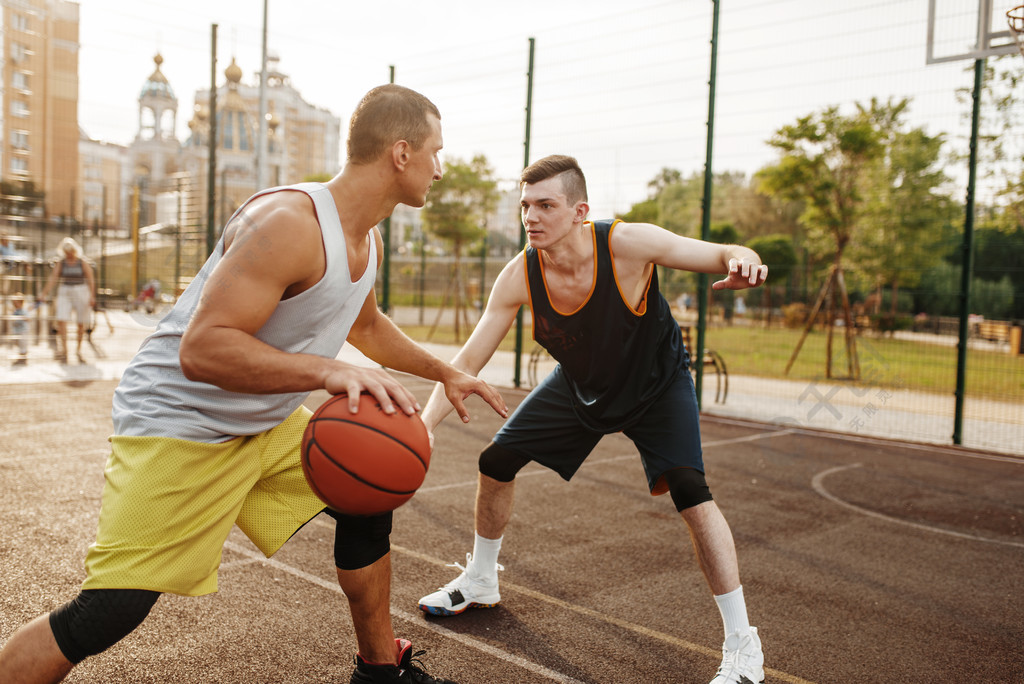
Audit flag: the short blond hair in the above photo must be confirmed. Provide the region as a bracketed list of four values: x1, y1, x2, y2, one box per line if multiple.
[59, 236, 82, 258]
[346, 84, 441, 165]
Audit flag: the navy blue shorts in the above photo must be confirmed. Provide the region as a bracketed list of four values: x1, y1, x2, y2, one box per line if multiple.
[493, 366, 703, 493]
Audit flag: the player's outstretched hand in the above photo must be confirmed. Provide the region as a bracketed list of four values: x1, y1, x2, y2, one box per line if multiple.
[443, 371, 509, 424]
[323, 363, 420, 416]
[712, 257, 768, 291]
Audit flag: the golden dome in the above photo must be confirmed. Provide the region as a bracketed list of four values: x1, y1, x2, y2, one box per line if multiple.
[225, 57, 243, 85]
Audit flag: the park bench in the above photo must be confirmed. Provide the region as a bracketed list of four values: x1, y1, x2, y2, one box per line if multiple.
[679, 325, 729, 404]
[976, 320, 1012, 343]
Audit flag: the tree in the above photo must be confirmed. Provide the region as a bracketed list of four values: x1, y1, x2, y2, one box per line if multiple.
[421, 154, 498, 342]
[757, 104, 886, 379]
[952, 223, 1024, 319]
[623, 169, 769, 239]
[747, 234, 798, 326]
[853, 99, 956, 318]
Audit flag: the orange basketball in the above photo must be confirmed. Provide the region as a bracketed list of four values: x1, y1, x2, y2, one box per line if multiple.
[301, 392, 430, 516]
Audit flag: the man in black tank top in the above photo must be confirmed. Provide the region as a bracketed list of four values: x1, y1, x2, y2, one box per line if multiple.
[417, 155, 770, 684]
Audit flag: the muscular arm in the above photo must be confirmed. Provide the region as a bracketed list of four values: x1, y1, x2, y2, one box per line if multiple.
[180, 204, 505, 420]
[420, 256, 528, 432]
[179, 192, 418, 412]
[609, 221, 768, 292]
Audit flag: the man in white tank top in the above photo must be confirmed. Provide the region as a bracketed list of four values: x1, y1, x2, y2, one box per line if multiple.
[0, 85, 507, 684]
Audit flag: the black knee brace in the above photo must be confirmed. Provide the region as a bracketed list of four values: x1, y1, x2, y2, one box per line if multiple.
[478, 441, 531, 482]
[48, 588, 160, 664]
[326, 509, 393, 570]
[664, 467, 714, 512]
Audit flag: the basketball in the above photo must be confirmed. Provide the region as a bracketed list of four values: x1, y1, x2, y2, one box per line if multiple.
[301, 392, 431, 516]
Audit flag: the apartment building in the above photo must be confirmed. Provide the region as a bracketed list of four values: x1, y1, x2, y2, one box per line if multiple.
[0, 0, 78, 219]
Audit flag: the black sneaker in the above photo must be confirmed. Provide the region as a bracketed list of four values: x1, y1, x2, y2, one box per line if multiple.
[349, 639, 457, 684]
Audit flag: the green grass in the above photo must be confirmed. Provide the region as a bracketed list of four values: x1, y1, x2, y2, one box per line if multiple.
[401, 319, 1024, 402]
[100, 245, 1023, 404]
[703, 325, 1024, 402]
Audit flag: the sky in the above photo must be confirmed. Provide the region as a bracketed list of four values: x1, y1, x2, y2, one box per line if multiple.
[76, 0, 1023, 220]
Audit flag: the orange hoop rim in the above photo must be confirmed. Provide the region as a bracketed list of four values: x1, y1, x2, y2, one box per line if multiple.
[1008, 5, 1024, 34]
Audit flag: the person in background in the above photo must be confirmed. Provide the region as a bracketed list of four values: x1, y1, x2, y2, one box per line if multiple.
[8, 292, 32, 365]
[39, 237, 95, 364]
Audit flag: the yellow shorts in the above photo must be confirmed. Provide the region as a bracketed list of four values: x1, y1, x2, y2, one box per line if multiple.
[83, 406, 324, 596]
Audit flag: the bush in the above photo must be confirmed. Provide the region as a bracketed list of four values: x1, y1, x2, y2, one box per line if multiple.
[871, 313, 913, 335]
[782, 302, 808, 328]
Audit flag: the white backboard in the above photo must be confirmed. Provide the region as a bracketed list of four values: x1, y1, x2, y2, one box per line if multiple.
[927, 0, 1021, 64]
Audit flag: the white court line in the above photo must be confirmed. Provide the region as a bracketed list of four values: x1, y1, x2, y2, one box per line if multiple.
[812, 463, 1024, 549]
[302, 427, 817, 684]
[419, 428, 794, 494]
[257, 524, 816, 684]
[222, 540, 587, 684]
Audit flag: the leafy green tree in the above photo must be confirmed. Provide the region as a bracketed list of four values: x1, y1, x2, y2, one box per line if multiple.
[951, 224, 1024, 319]
[422, 154, 498, 341]
[622, 169, 768, 239]
[757, 104, 885, 378]
[949, 57, 1023, 319]
[618, 197, 659, 224]
[853, 99, 956, 317]
[917, 262, 1015, 319]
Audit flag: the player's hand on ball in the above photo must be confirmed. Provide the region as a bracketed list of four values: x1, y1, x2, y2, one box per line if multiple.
[712, 258, 768, 291]
[323, 363, 421, 416]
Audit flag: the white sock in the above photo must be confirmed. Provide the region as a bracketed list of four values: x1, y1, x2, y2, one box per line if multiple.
[714, 585, 751, 639]
[469, 532, 502, 579]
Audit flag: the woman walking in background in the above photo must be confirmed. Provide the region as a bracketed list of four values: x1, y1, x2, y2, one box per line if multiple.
[40, 237, 95, 363]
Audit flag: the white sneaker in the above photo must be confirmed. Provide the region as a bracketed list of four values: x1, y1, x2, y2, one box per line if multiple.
[709, 626, 765, 684]
[418, 553, 502, 616]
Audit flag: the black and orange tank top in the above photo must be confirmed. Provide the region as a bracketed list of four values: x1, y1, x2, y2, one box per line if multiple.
[525, 219, 688, 432]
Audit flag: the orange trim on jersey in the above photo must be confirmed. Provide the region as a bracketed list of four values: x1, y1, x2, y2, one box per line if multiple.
[607, 220, 650, 317]
[537, 221, 598, 316]
[521, 248, 536, 341]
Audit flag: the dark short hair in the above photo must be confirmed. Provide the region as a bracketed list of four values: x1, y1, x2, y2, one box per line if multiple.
[346, 84, 441, 164]
[520, 154, 588, 204]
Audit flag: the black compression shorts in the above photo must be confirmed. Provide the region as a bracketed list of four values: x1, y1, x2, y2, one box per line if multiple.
[492, 365, 704, 492]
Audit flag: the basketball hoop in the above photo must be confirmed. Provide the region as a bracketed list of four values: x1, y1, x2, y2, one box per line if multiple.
[1007, 5, 1024, 57]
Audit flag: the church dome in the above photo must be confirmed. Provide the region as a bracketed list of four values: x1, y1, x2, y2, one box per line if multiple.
[225, 57, 243, 85]
[140, 53, 176, 101]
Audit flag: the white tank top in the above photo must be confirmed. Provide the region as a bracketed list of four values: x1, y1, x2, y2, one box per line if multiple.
[112, 182, 377, 442]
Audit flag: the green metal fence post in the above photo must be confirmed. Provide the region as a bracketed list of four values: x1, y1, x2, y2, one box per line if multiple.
[953, 58, 984, 445]
[514, 37, 535, 388]
[696, 0, 720, 410]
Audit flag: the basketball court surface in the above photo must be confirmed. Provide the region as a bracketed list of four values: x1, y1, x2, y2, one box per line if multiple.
[1, 374, 1021, 683]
